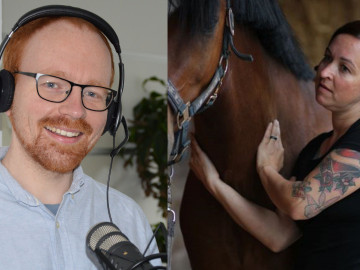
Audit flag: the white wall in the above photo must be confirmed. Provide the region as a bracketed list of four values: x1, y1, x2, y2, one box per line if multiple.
[1, 0, 167, 225]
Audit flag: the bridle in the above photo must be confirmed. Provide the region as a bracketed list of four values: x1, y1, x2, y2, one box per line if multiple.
[167, 0, 253, 166]
[167, 2, 253, 268]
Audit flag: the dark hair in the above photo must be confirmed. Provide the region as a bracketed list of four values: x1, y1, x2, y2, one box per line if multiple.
[329, 20, 360, 44]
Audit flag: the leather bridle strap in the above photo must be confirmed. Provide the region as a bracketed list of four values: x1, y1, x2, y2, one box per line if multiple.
[168, 54, 228, 165]
[167, 1, 253, 268]
[167, 0, 253, 165]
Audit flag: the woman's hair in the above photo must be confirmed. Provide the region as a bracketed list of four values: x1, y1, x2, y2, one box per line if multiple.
[3, 16, 115, 86]
[329, 20, 360, 44]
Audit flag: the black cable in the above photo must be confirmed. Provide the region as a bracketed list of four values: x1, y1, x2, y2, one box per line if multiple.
[107, 117, 129, 223]
[103, 117, 167, 269]
[106, 133, 117, 223]
[128, 253, 167, 270]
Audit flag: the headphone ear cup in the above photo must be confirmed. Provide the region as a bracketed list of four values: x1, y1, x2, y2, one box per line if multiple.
[103, 100, 120, 136]
[0, 69, 15, 112]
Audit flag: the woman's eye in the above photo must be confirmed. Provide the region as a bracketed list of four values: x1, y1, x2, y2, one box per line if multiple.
[340, 65, 350, 73]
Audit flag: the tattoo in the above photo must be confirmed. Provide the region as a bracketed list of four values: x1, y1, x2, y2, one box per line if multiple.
[314, 153, 359, 194]
[304, 192, 340, 218]
[335, 148, 360, 160]
[294, 149, 360, 218]
[292, 181, 312, 199]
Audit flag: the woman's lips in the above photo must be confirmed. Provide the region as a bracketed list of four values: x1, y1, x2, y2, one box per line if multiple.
[318, 83, 331, 92]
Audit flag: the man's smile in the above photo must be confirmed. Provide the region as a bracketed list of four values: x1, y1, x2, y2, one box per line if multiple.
[45, 126, 81, 138]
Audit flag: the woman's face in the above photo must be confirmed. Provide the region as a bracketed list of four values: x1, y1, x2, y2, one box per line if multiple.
[315, 34, 360, 113]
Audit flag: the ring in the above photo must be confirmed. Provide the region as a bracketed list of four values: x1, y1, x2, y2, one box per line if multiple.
[270, 135, 278, 140]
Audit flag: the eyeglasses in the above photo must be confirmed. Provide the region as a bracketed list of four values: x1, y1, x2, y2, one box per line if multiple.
[15, 71, 117, 112]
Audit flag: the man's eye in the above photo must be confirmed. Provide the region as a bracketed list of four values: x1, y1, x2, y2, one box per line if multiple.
[84, 91, 97, 98]
[45, 82, 58, 88]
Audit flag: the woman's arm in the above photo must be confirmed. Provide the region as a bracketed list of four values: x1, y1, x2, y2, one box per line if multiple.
[190, 135, 301, 252]
[257, 121, 360, 220]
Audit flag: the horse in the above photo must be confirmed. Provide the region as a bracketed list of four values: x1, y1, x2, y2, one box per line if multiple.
[168, 0, 331, 269]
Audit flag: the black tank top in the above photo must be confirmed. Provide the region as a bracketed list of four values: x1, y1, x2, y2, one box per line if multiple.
[292, 119, 360, 270]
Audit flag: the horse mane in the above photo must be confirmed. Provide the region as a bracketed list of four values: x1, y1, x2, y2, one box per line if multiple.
[168, 0, 220, 37]
[169, 0, 314, 80]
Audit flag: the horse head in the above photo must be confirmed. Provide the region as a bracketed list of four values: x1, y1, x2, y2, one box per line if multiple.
[168, 0, 253, 165]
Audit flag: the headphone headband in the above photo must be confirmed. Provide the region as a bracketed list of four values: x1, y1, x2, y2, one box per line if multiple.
[15, 5, 121, 54]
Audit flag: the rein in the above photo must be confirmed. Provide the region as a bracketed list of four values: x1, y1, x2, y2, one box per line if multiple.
[167, 0, 253, 165]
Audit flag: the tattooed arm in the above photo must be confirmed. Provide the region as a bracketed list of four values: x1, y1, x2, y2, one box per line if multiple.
[261, 149, 360, 220]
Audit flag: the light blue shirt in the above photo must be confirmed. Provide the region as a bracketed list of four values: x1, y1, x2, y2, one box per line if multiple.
[0, 147, 159, 269]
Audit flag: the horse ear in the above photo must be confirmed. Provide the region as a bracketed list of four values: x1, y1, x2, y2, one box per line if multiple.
[314, 65, 319, 71]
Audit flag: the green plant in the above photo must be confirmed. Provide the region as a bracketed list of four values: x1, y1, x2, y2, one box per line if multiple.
[119, 76, 167, 217]
[151, 222, 167, 262]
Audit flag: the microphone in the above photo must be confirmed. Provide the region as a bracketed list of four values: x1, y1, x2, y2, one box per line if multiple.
[87, 114, 166, 269]
[110, 116, 129, 158]
[86, 222, 154, 270]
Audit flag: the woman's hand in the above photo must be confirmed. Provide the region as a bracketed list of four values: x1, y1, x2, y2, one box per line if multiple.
[190, 134, 221, 194]
[257, 120, 284, 175]
[190, 133, 301, 252]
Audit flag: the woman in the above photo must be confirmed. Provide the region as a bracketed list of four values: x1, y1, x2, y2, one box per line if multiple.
[190, 20, 360, 269]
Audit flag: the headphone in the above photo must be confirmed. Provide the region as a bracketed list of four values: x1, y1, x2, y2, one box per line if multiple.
[0, 5, 126, 138]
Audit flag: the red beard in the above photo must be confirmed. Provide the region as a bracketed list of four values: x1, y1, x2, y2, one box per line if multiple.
[11, 114, 94, 173]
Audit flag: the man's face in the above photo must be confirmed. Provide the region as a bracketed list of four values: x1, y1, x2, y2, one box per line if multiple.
[7, 20, 112, 173]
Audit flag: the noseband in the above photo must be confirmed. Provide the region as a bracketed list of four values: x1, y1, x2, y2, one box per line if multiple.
[168, 0, 253, 165]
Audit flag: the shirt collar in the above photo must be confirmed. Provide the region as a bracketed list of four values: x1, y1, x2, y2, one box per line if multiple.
[68, 165, 85, 194]
[0, 146, 86, 205]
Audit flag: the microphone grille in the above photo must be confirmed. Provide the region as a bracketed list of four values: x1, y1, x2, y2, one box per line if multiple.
[99, 233, 129, 252]
[87, 222, 127, 251]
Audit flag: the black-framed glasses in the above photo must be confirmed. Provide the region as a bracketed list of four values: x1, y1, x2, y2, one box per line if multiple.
[15, 71, 117, 112]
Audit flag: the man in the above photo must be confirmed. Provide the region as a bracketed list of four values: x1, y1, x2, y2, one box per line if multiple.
[0, 7, 159, 270]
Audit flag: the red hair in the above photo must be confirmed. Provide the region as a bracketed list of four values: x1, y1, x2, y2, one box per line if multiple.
[3, 16, 115, 86]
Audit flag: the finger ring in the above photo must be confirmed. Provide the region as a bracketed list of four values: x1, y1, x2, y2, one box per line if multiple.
[270, 135, 278, 140]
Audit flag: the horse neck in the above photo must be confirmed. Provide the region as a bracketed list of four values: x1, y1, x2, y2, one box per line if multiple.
[194, 24, 276, 134]
[168, 1, 227, 103]
[194, 22, 330, 189]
